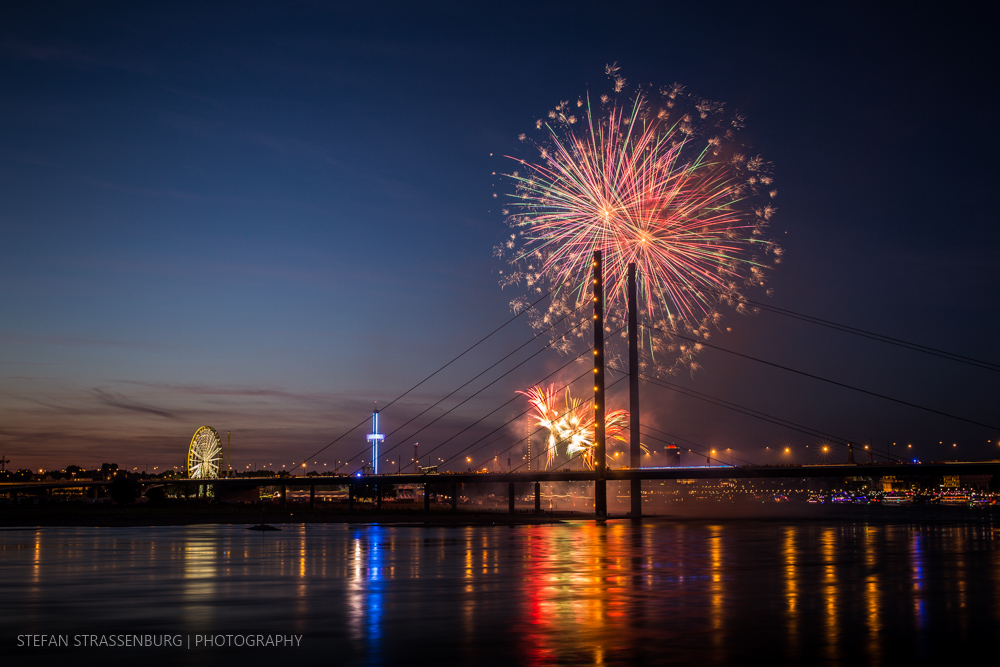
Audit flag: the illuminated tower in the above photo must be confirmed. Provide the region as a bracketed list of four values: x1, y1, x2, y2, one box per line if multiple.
[367, 409, 385, 475]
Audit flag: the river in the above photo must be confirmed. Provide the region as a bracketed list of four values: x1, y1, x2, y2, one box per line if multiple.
[3, 514, 999, 665]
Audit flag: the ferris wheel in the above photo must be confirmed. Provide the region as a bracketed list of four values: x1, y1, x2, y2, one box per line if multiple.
[187, 426, 223, 479]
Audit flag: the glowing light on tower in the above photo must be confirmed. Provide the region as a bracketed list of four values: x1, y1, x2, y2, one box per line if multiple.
[367, 409, 384, 475]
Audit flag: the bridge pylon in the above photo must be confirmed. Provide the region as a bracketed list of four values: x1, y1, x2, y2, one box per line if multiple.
[593, 250, 607, 517]
[628, 263, 641, 519]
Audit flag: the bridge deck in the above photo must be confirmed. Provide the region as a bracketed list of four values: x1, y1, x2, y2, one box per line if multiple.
[4, 461, 998, 492]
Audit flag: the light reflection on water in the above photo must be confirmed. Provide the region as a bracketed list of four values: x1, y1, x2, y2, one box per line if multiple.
[862, 526, 882, 666]
[782, 526, 799, 656]
[183, 532, 216, 627]
[2, 519, 999, 665]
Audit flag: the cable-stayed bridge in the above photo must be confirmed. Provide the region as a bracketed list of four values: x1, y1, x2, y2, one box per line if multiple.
[9, 254, 996, 516]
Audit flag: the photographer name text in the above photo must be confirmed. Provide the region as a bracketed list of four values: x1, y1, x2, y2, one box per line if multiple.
[17, 634, 303, 649]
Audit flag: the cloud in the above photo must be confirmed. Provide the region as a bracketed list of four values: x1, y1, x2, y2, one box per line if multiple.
[115, 380, 319, 401]
[92, 388, 179, 420]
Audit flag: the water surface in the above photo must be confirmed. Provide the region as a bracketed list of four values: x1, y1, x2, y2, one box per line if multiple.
[2, 518, 999, 665]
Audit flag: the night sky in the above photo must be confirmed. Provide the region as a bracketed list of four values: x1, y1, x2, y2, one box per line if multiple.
[2, 1, 997, 474]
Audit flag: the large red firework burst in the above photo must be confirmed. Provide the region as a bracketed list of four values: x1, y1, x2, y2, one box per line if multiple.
[497, 66, 780, 371]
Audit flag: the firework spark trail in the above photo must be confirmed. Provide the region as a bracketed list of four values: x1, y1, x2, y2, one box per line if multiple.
[498, 68, 779, 371]
[518, 384, 628, 470]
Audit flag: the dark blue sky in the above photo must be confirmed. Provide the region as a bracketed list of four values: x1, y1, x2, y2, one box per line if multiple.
[2, 1, 997, 472]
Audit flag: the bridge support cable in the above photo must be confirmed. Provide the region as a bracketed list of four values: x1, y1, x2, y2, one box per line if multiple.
[702, 287, 1000, 373]
[382, 304, 587, 441]
[291, 290, 553, 469]
[397, 321, 625, 475]
[351, 324, 593, 475]
[418, 353, 599, 472]
[418, 364, 626, 476]
[639, 370, 865, 455]
[644, 323, 1000, 433]
[439, 365, 596, 471]
[365, 309, 590, 468]
[522, 387, 632, 477]
[634, 370, 906, 463]
[463, 372, 629, 474]
[383, 290, 553, 410]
